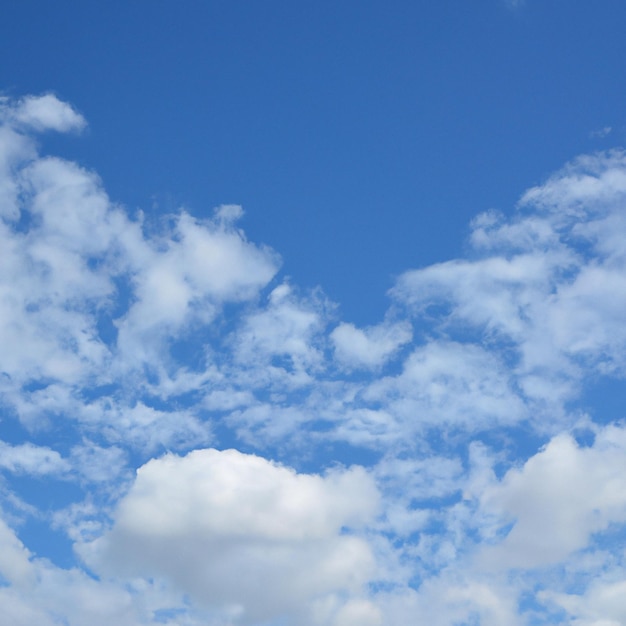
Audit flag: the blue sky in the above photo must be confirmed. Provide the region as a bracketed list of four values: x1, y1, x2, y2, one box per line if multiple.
[1, 1, 626, 625]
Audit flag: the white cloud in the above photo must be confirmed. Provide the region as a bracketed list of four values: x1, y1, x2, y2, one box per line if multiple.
[370, 576, 523, 626]
[0, 516, 34, 587]
[0, 124, 37, 220]
[115, 209, 279, 371]
[327, 406, 403, 447]
[89, 401, 212, 454]
[364, 341, 526, 431]
[230, 283, 328, 388]
[479, 424, 626, 569]
[81, 448, 379, 624]
[391, 151, 626, 420]
[226, 402, 314, 446]
[331, 598, 383, 626]
[0, 441, 69, 476]
[0, 515, 148, 626]
[540, 577, 626, 626]
[0, 95, 280, 450]
[7, 94, 86, 133]
[331, 320, 412, 369]
[69, 442, 127, 483]
[372, 455, 463, 538]
[520, 150, 626, 214]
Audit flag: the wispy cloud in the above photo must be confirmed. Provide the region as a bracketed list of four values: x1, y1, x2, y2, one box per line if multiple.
[590, 126, 613, 139]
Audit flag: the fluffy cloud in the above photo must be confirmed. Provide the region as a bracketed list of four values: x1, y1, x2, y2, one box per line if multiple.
[480, 424, 626, 569]
[0, 94, 279, 437]
[0, 516, 146, 626]
[540, 578, 626, 626]
[7, 94, 86, 133]
[82, 449, 379, 625]
[230, 283, 328, 388]
[116, 209, 279, 369]
[331, 320, 412, 369]
[0, 441, 69, 476]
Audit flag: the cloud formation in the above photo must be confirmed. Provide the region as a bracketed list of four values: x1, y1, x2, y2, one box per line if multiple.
[83, 449, 378, 624]
[1, 94, 626, 625]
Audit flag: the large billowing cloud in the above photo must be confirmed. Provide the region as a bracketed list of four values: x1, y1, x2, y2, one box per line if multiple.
[81, 448, 380, 625]
[1, 94, 626, 625]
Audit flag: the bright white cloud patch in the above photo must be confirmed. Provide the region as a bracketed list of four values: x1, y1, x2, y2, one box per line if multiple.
[1, 94, 626, 625]
[82, 449, 379, 624]
[481, 424, 626, 569]
[8, 93, 86, 133]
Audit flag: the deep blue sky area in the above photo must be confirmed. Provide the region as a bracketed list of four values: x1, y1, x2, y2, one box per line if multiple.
[3, 1, 625, 322]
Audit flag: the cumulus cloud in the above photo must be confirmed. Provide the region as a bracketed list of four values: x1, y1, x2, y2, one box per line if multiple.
[0, 516, 148, 626]
[117, 210, 279, 355]
[82, 448, 379, 624]
[479, 424, 626, 569]
[5, 93, 86, 133]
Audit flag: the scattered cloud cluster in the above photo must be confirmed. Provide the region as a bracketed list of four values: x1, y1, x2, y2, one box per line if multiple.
[1, 94, 626, 625]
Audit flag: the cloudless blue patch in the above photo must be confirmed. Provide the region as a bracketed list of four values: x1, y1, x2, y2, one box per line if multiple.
[0, 411, 36, 445]
[410, 491, 463, 511]
[22, 380, 53, 393]
[8, 475, 83, 512]
[579, 375, 626, 424]
[152, 607, 190, 623]
[14, 517, 76, 569]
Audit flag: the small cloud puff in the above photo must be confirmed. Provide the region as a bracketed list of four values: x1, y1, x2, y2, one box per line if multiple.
[4, 94, 87, 133]
[331, 321, 412, 369]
